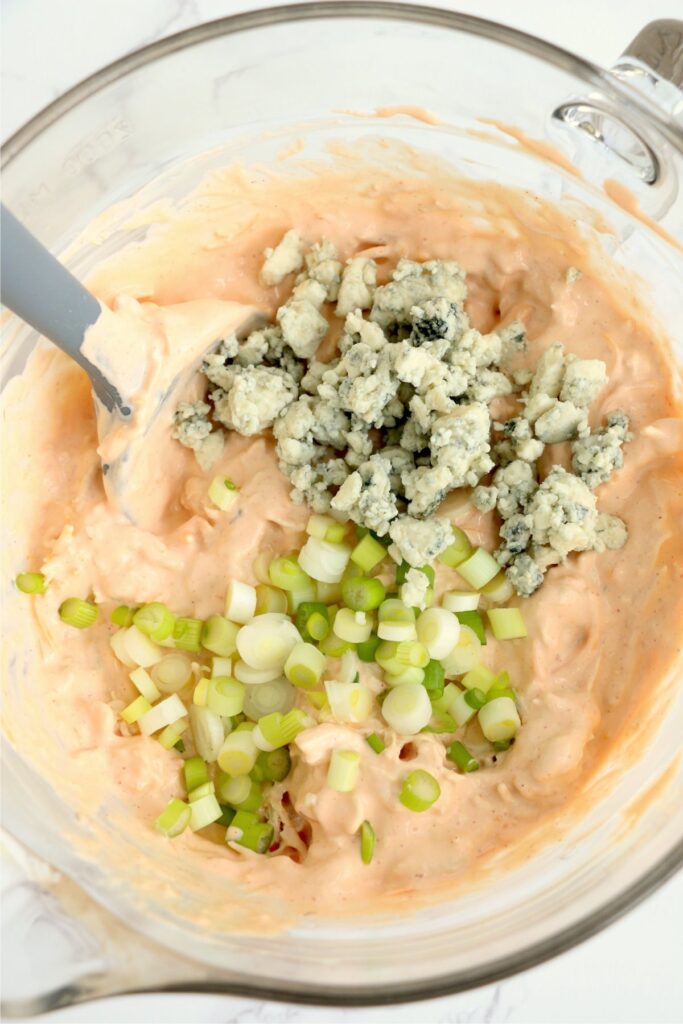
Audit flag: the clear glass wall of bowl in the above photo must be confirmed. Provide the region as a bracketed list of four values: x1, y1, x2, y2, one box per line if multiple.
[1, 7, 682, 1012]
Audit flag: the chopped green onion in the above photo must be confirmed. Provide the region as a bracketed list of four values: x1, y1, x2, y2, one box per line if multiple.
[416, 607, 460, 660]
[378, 599, 416, 623]
[120, 625, 164, 668]
[216, 772, 263, 811]
[207, 677, 245, 717]
[183, 756, 208, 792]
[486, 607, 528, 640]
[152, 654, 193, 693]
[422, 660, 445, 698]
[317, 632, 352, 657]
[252, 551, 273, 585]
[228, 810, 274, 853]
[461, 663, 497, 693]
[447, 740, 479, 773]
[341, 575, 386, 612]
[155, 798, 191, 837]
[255, 584, 288, 615]
[208, 475, 239, 511]
[377, 598, 417, 642]
[253, 708, 310, 751]
[157, 719, 188, 750]
[333, 607, 373, 644]
[120, 695, 152, 725]
[325, 680, 373, 723]
[298, 537, 352, 583]
[217, 804, 235, 827]
[315, 579, 342, 604]
[327, 749, 360, 792]
[450, 687, 477, 727]
[486, 672, 516, 703]
[138, 694, 187, 736]
[189, 792, 223, 831]
[493, 739, 514, 752]
[242, 679, 295, 720]
[212, 656, 232, 677]
[305, 690, 329, 711]
[440, 625, 482, 677]
[442, 590, 480, 613]
[193, 677, 210, 706]
[234, 659, 281, 684]
[130, 666, 161, 703]
[464, 687, 487, 710]
[133, 602, 175, 642]
[202, 615, 240, 656]
[436, 526, 473, 568]
[366, 733, 385, 754]
[357, 634, 381, 662]
[393, 640, 429, 668]
[399, 769, 441, 812]
[360, 820, 375, 864]
[384, 666, 425, 687]
[480, 572, 515, 604]
[286, 577, 318, 614]
[255, 746, 291, 782]
[284, 641, 326, 689]
[189, 704, 225, 762]
[173, 617, 203, 652]
[382, 682, 432, 735]
[456, 548, 500, 590]
[15, 571, 47, 595]
[456, 610, 486, 644]
[111, 604, 136, 627]
[236, 612, 301, 671]
[306, 513, 337, 539]
[295, 601, 330, 643]
[188, 780, 215, 802]
[59, 597, 98, 630]
[478, 696, 521, 742]
[218, 728, 258, 776]
[350, 533, 387, 572]
[224, 580, 257, 624]
[268, 555, 310, 592]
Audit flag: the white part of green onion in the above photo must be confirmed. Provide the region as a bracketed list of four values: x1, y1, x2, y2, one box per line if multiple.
[208, 476, 239, 512]
[306, 513, 336, 539]
[338, 649, 360, 686]
[252, 551, 273, 585]
[122, 626, 164, 668]
[212, 656, 232, 677]
[442, 591, 481, 613]
[152, 654, 193, 693]
[456, 548, 501, 590]
[224, 580, 257, 624]
[440, 625, 482, 677]
[189, 792, 223, 831]
[461, 664, 497, 693]
[297, 536, 351, 583]
[416, 608, 461, 661]
[384, 666, 425, 687]
[236, 613, 301, 671]
[324, 680, 373, 724]
[377, 620, 417, 642]
[157, 718, 188, 750]
[381, 682, 432, 735]
[486, 607, 528, 640]
[284, 642, 326, 689]
[480, 572, 515, 605]
[155, 799, 191, 837]
[450, 687, 477, 727]
[189, 704, 225, 762]
[138, 694, 187, 737]
[207, 677, 245, 717]
[333, 607, 373, 644]
[243, 679, 295, 720]
[233, 659, 282, 685]
[478, 696, 521, 742]
[327, 749, 360, 792]
[110, 629, 137, 668]
[129, 667, 161, 703]
[217, 729, 258, 776]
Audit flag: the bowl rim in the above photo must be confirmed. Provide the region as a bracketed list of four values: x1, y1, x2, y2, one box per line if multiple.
[2, 1, 682, 1008]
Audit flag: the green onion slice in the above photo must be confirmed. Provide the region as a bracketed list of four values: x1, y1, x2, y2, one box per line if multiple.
[360, 820, 376, 864]
[155, 798, 191, 837]
[341, 575, 386, 612]
[133, 602, 175, 642]
[59, 598, 98, 630]
[399, 769, 441, 812]
[111, 604, 136, 627]
[15, 571, 47, 595]
[447, 740, 479, 773]
[365, 733, 385, 755]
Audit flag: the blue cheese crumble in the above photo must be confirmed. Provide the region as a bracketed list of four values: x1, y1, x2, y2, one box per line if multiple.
[174, 230, 632, 587]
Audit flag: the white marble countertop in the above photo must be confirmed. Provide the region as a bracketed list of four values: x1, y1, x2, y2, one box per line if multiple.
[2, 1, 682, 1021]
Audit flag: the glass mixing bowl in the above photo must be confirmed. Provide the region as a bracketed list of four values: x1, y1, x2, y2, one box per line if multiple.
[2, 4, 682, 1016]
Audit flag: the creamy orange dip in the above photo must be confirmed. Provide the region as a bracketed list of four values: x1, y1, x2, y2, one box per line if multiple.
[3, 147, 683, 924]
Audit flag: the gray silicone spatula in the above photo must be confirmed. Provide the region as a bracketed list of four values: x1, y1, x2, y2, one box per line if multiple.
[1, 203, 132, 418]
[0, 204, 261, 526]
